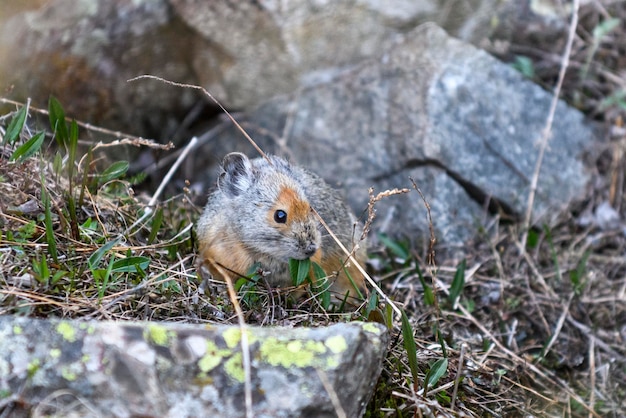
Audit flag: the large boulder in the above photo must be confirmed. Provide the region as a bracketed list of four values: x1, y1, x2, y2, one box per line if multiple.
[195, 24, 601, 245]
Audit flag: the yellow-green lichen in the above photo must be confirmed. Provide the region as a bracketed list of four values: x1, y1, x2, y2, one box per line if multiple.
[79, 323, 96, 334]
[26, 359, 40, 377]
[325, 335, 347, 354]
[81, 354, 90, 363]
[222, 328, 241, 349]
[146, 324, 170, 346]
[260, 338, 328, 368]
[198, 340, 231, 373]
[49, 348, 61, 359]
[56, 322, 76, 342]
[61, 366, 77, 381]
[12, 325, 22, 335]
[224, 352, 244, 383]
[222, 328, 255, 349]
[362, 322, 383, 335]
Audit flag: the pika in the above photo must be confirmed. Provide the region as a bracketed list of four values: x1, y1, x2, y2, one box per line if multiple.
[196, 152, 366, 306]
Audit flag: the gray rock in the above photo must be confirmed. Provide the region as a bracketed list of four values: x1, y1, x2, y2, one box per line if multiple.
[0, 0, 512, 135]
[0, 0, 200, 137]
[0, 316, 388, 418]
[170, 0, 508, 108]
[196, 24, 601, 245]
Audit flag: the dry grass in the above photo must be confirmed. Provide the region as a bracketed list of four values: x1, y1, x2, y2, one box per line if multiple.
[2, 2, 626, 416]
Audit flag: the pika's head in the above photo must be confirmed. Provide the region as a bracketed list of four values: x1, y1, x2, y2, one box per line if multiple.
[217, 152, 321, 261]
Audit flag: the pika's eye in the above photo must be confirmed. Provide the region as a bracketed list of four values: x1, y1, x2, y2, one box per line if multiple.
[274, 209, 287, 224]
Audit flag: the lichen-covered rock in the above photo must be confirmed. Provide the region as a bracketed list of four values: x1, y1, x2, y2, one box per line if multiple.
[0, 316, 388, 418]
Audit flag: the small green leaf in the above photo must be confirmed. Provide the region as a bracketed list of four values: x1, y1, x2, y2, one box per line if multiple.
[289, 258, 310, 286]
[366, 291, 378, 315]
[111, 256, 150, 273]
[48, 96, 68, 146]
[99, 161, 129, 184]
[5, 105, 28, 145]
[88, 238, 121, 271]
[424, 358, 448, 393]
[526, 228, 539, 249]
[10, 132, 45, 162]
[593, 17, 620, 40]
[512, 55, 535, 78]
[378, 233, 409, 260]
[449, 259, 466, 306]
[401, 309, 419, 384]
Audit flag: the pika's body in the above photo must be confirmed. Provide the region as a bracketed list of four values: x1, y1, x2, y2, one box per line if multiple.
[196, 152, 366, 304]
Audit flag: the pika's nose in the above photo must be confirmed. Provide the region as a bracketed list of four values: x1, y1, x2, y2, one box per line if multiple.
[304, 243, 318, 258]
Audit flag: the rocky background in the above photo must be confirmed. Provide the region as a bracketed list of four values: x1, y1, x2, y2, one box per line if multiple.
[0, 0, 600, 246]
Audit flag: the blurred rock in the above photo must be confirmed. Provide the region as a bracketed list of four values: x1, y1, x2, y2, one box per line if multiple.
[196, 24, 601, 245]
[0, 0, 514, 137]
[0, 316, 388, 418]
[170, 0, 509, 108]
[0, 0, 201, 138]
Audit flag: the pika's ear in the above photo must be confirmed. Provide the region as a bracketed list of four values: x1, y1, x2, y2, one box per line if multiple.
[218, 152, 254, 197]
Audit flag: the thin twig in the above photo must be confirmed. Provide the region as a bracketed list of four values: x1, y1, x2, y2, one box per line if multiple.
[541, 292, 574, 360]
[450, 342, 467, 411]
[588, 336, 596, 418]
[521, 0, 580, 247]
[312, 208, 402, 318]
[124, 136, 198, 235]
[213, 263, 254, 418]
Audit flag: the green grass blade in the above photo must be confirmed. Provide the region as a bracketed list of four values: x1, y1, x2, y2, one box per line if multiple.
[449, 259, 466, 306]
[48, 96, 68, 146]
[5, 105, 28, 145]
[401, 309, 419, 384]
[312, 262, 331, 309]
[41, 186, 58, 263]
[416, 262, 435, 306]
[148, 207, 164, 244]
[67, 119, 78, 179]
[111, 256, 150, 273]
[10, 132, 45, 162]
